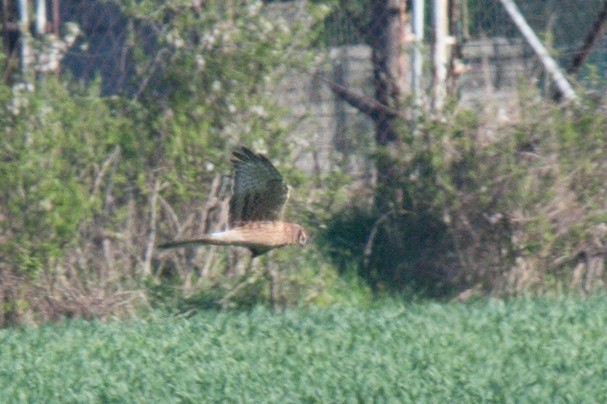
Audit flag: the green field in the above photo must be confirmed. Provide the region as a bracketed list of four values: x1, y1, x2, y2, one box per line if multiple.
[1, 297, 606, 402]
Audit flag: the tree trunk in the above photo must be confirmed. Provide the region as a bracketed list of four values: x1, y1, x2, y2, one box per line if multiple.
[321, 0, 409, 211]
[369, 0, 407, 145]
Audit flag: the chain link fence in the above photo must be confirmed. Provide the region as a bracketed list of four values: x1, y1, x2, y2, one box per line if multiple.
[3, 1, 606, 110]
[464, 0, 606, 102]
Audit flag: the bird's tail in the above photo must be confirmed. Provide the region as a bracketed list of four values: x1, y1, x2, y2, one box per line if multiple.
[157, 235, 224, 250]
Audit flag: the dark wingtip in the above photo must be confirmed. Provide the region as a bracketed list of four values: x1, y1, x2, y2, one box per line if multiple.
[232, 146, 254, 157]
[230, 145, 282, 179]
[231, 146, 257, 165]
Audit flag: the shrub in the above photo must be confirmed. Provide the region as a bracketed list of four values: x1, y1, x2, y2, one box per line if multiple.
[0, 78, 142, 323]
[0, 1, 338, 324]
[322, 88, 607, 298]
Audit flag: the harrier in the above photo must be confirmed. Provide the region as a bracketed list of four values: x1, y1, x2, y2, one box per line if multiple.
[158, 146, 308, 257]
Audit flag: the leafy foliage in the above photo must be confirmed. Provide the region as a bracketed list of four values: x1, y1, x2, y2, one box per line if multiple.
[322, 87, 607, 297]
[0, 81, 123, 273]
[0, 1, 337, 325]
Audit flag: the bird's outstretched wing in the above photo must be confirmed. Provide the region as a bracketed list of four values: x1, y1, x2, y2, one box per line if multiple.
[229, 147, 289, 227]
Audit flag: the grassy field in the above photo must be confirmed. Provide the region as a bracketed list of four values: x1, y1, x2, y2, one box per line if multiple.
[1, 296, 606, 402]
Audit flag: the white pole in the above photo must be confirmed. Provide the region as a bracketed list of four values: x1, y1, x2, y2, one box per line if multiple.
[433, 0, 448, 110]
[412, 0, 425, 109]
[17, 0, 32, 79]
[36, 0, 47, 36]
[498, 0, 576, 102]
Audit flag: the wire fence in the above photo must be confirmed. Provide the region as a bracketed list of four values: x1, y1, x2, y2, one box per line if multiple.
[3, 1, 607, 99]
[2, 0, 602, 201]
[2, 0, 607, 238]
[468, 0, 607, 76]
[2, 0, 606, 197]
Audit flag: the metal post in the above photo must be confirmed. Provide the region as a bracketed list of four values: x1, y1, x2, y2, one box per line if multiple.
[433, 0, 448, 110]
[17, 0, 33, 81]
[412, 0, 425, 109]
[36, 0, 46, 35]
[498, 0, 576, 102]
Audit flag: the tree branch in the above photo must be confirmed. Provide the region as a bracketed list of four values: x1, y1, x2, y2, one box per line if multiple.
[317, 75, 403, 120]
[567, 1, 607, 75]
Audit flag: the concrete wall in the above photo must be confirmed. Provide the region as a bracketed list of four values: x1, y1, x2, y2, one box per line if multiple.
[283, 38, 531, 174]
[55, 1, 533, 176]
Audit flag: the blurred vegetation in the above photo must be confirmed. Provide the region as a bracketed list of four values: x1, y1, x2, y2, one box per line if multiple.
[0, 0, 606, 325]
[323, 86, 607, 298]
[0, 0, 343, 325]
[1, 296, 607, 401]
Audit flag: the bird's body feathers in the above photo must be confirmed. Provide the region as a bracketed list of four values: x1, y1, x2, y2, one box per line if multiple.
[158, 147, 308, 257]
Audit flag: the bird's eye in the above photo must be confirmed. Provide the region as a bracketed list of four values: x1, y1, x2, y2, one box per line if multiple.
[298, 230, 307, 245]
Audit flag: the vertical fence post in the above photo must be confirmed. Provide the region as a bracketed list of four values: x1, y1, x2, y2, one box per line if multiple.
[17, 0, 33, 81]
[35, 0, 48, 80]
[433, 0, 448, 110]
[412, 0, 425, 110]
[36, 0, 46, 36]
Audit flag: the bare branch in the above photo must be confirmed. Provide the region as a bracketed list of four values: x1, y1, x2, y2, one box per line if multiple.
[363, 209, 409, 268]
[90, 146, 120, 202]
[567, 1, 607, 75]
[158, 194, 181, 234]
[317, 75, 403, 120]
[142, 178, 160, 277]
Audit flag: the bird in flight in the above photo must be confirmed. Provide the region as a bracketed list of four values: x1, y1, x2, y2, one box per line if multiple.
[159, 146, 308, 257]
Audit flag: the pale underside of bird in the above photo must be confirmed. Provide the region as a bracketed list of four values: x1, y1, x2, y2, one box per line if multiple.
[158, 146, 308, 257]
